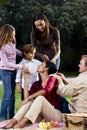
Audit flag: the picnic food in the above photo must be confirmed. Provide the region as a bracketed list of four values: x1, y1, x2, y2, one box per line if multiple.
[39, 120, 59, 129]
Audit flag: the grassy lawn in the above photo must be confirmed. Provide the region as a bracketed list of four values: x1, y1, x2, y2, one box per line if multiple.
[0, 84, 71, 114]
[0, 85, 21, 113]
[0, 71, 75, 113]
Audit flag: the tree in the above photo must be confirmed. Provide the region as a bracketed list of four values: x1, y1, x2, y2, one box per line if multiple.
[0, 0, 87, 71]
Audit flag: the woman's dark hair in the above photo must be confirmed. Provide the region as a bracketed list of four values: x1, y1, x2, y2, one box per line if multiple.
[33, 13, 50, 34]
[31, 13, 54, 43]
[46, 61, 57, 75]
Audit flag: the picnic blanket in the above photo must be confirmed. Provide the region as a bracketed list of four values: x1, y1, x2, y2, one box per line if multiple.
[0, 120, 64, 130]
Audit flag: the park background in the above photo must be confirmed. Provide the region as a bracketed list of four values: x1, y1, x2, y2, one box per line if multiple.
[0, 0, 87, 118]
[0, 0, 87, 73]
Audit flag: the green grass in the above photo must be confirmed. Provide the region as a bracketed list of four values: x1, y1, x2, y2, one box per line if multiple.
[0, 71, 75, 113]
[0, 84, 71, 115]
[66, 96, 71, 102]
[0, 85, 21, 113]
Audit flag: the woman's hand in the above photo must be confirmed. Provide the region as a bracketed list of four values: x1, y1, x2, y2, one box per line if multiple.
[20, 98, 28, 107]
[41, 54, 49, 61]
[50, 58, 56, 64]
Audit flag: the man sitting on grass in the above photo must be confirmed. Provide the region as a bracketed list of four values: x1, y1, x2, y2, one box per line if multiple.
[55, 55, 87, 113]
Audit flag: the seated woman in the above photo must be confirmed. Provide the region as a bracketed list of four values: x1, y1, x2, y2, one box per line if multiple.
[3, 61, 67, 129]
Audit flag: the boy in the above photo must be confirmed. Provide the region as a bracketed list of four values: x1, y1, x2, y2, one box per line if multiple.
[16, 44, 41, 100]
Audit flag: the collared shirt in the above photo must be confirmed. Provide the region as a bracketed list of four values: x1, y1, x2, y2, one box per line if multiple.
[0, 42, 22, 70]
[57, 71, 87, 113]
[15, 58, 41, 90]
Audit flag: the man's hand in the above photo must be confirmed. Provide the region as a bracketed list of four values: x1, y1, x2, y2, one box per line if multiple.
[50, 73, 63, 85]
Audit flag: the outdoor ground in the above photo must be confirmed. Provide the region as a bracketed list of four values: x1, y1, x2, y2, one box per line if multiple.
[0, 119, 64, 130]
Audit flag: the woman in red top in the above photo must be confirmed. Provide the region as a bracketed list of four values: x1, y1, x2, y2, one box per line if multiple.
[3, 61, 62, 129]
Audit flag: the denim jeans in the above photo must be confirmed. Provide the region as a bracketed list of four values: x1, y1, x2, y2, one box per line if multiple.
[61, 97, 71, 113]
[0, 70, 16, 119]
[0, 70, 2, 76]
[56, 57, 60, 71]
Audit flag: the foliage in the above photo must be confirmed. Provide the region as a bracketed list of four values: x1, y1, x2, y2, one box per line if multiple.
[0, 0, 87, 71]
[0, 0, 10, 5]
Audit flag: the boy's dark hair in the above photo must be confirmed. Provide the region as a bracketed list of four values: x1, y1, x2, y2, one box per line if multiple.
[46, 61, 57, 75]
[22, 44, 36, 57]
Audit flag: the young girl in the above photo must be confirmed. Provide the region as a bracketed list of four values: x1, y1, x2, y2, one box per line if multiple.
[0, 24, 28, 120]
[31, 13, 61, 70]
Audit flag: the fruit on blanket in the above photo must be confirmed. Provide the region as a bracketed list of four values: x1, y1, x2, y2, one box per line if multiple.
[39, 120, 59, 129]
[39, 121, 47, 129]
[53, 121, 59, 127]
[49, 121, 54, 128]
[46, 121, 53, 129]
[46, 122, 50, 129]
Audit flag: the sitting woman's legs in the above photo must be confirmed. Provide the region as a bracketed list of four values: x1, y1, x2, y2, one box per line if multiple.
[5, 96, 62, 128]
[25, 96, 62, 123]
[14, 117, 31, 128]
[4, 101, 32, 128]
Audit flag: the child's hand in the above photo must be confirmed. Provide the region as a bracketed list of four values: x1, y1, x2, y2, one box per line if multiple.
[22, 66, 29, 73]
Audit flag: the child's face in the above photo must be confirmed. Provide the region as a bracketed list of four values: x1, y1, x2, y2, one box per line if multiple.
[24, 49, 36, 60]
[9, 31, 15, 42]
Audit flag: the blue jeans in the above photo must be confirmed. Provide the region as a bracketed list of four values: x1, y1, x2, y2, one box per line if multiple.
[0, 70, 2, 76]
[61, 97, 71, 113]
[0, 70, 16, 119]
[56, 57, 60, 71]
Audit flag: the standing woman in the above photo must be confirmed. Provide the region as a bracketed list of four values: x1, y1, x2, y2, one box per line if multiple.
[0, 24, 28, 119]
[31, 13, 61, 71]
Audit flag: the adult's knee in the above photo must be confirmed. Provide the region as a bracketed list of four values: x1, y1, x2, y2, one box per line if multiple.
[35, 95, 45, 100]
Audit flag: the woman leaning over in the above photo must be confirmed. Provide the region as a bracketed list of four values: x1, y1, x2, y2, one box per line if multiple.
[31, 13, 61, 70]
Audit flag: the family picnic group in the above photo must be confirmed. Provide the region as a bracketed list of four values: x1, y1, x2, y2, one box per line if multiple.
[0, 13, 87, 129]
